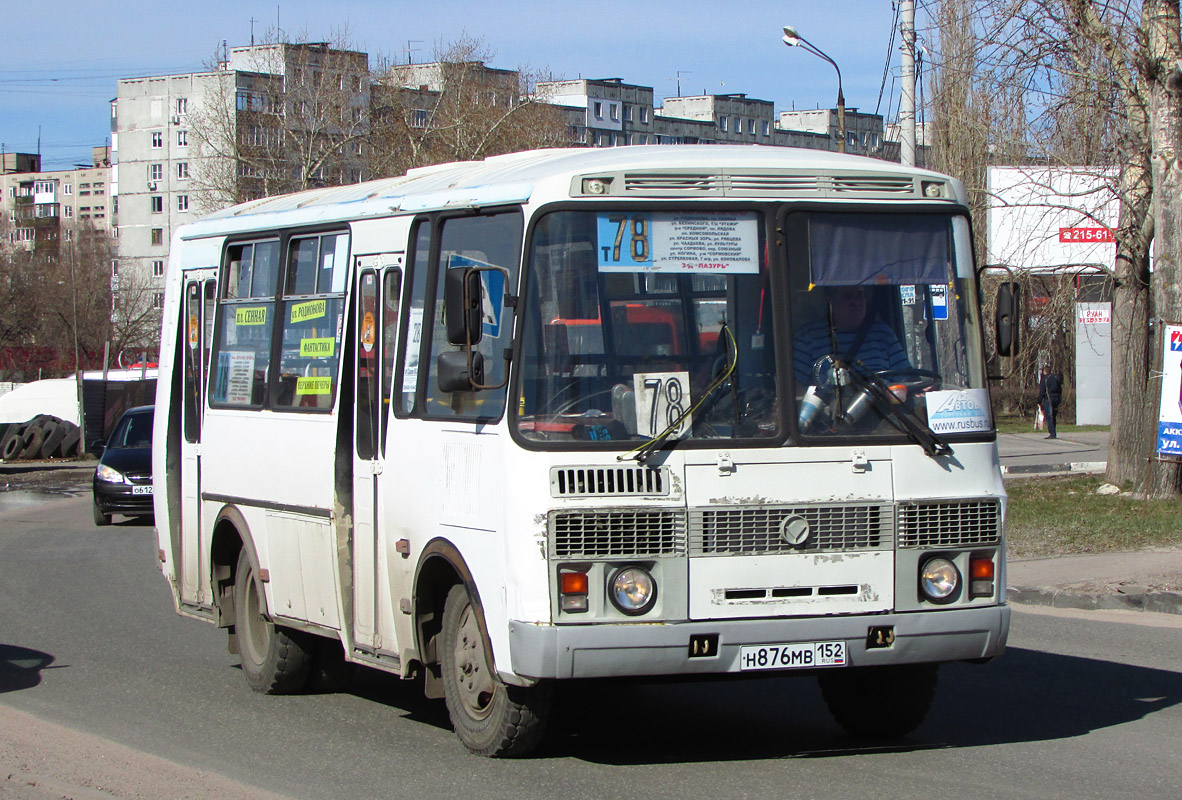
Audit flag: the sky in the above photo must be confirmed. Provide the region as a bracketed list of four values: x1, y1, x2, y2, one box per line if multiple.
[2, 0, 927, 171]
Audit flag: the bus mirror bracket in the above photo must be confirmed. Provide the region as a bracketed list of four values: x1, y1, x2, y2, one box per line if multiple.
[437, 350, 486, 392]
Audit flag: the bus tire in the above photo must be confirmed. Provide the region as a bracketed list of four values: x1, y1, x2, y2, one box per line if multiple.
[818, 663, 938, 739]
[233, 549, 313, 694]
[440, 583, 551, 757]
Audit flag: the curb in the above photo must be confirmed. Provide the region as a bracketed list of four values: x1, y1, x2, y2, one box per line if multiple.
[1007, 585, 1182, 615]
[1001, 461, 1107, 476]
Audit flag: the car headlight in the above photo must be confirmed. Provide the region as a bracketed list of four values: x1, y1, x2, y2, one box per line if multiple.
[919, 557, 960, 602]
[609, 566, 657, 615]
[95, 464, 126, 483]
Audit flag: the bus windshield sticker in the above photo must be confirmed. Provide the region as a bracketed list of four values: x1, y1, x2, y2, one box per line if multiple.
[300, 337, 336, 358]
[930, 284, 949, 320]
[633, 371, 692, 439]
[296, 376, 333, 396]
[597, 212, 758, 274]
[224, 351, 256, 405]
[235, 307, 267, 326]
[290, 299, 327, 324]
[925, 389, 990, 434]
[360, 311, 376, 353]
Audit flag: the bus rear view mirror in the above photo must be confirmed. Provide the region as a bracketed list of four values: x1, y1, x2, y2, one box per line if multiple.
[995, 282, 1020, 357]
[445, 268, 483, 346]
[437, 350, 485, 393]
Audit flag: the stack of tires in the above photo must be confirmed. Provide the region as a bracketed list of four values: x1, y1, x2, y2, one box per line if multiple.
[0, 416, 82, 462]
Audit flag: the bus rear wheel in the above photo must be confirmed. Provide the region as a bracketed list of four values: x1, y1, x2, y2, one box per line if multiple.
[440, 583, 551, 757]
[234, 549, 312, 694]
[818, 663, 938, 738]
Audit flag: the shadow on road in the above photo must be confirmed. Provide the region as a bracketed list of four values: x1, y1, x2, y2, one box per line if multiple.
[0, 644, 59, 693]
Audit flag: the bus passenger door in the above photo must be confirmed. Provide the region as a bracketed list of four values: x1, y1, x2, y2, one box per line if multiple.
[352, 257, 402, 654]
[180, 270, 216, 608]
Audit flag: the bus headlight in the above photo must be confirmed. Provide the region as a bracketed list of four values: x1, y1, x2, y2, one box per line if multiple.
[609, 566, 657, 615]
[919, 557, 960, 602]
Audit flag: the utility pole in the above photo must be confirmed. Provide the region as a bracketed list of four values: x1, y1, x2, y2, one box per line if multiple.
[900, 0, 917, 167]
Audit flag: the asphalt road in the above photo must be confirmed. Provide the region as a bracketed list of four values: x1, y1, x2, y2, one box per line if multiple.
[2, 492, 1181, 799]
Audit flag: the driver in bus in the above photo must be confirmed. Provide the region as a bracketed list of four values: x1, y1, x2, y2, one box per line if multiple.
[792, 284, 910, 384]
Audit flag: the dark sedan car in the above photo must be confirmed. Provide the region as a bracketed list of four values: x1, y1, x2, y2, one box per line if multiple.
[92, 405, 154, 526]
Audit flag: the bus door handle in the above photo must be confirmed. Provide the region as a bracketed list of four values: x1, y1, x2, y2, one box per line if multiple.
[370, 460, 384, 475]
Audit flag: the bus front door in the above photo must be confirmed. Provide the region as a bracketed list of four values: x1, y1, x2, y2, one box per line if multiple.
[352, 258, 403, 656]
[179, 270, 216, 608]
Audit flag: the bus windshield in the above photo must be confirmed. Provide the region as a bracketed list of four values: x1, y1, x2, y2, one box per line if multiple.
[516, 206, 988, 447]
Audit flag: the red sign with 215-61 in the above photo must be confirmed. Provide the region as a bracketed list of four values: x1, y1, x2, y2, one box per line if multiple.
[1059, 227, 1114, 243]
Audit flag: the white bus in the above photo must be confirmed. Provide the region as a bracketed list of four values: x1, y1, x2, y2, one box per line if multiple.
[154, 145, 1010, 756]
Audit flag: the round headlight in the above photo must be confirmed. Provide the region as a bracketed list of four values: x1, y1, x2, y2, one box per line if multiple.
[609, 567, 657, 615]
[920, 557, 960, 602]
[95, 464, 126, 483]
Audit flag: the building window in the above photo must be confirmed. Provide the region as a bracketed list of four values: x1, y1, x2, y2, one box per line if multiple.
[718, 115, 728, 132]
[177, 195, 189, 212]
[151, 131, 163, 148]
[748, 119, 755, 135]
[64, 183, 72, 195]
[63, 229, 73, 242]
[594, 101, 603, 120]
[176, 161, 189, 179]
[150, 163, 163, 181]
[151, 196, 163, 213]
[411, 108, 428, 128]
[624, 105, 633, 122]
[152, 259, 165, 278]
[154, 292, 165, 309]
[177, 130, 189, 147]
[641, 107, 649, 124]
[762, 120, 770, 136]
[176, 97, 188, 115]
[610, 103, 619, 122]
[64, 205, 73, 218]
[151, 228, 164, 246]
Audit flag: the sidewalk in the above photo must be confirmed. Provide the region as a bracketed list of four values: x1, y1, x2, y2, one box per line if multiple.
[999, 429, 1182, 615]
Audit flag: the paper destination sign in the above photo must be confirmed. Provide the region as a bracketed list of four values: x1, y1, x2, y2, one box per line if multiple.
[597, 212, 759, 274]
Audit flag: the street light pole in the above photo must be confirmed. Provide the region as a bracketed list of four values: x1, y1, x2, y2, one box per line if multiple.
[782, 25, 846, 153]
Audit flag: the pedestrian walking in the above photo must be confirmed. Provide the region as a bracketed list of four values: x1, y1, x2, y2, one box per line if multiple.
[1037, 365, 1062, 439]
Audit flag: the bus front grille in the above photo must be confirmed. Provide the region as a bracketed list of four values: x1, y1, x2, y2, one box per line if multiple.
[896, 499, 1002, 548]
[550, 509, 686, 557]
[689, 504, 892, 556]
[550, 466, 670, 498]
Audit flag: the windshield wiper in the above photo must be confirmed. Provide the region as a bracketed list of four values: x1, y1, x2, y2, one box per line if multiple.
[847, 364, 953, 459]
[618, 325, 738, 464]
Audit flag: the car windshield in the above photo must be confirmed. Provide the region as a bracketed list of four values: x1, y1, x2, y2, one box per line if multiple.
[110, 411, 153, 449]
[517, 209, 777, 445]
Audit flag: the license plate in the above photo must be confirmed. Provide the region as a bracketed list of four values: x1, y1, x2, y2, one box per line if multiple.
[738, 641, 846, 671]
[132, 485, 154, 495]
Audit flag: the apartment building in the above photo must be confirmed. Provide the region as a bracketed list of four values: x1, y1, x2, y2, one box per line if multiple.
[1, 147, 114, 252]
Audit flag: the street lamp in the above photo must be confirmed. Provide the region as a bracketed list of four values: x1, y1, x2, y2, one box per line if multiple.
[782, 25, 846, 153]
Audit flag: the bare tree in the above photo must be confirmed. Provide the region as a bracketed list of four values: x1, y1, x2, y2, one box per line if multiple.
[927, 0, 1181, 495]
[369, 37, 571, 177]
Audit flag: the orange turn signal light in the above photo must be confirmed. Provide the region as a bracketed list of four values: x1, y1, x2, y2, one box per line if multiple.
[970, 558, 995, 580]
[560, 571, 589, 595]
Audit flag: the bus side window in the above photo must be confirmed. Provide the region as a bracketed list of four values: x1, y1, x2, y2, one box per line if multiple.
[210, 240, 280, 408]
[396, 221, 431, 416]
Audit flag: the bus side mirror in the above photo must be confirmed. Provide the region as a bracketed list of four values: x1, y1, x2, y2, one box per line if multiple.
[437, 350, 485, 392]
[995, 282, 1020, 357]
[445, 267, 483, 346]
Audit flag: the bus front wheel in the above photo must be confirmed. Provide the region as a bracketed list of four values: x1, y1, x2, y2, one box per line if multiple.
[440, 583, 552, 757]
[233, 549, 312, 694]
[818, 663, 938, 738]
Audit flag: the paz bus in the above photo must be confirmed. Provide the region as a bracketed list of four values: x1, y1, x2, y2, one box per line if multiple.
[153, 145, 1010, 756]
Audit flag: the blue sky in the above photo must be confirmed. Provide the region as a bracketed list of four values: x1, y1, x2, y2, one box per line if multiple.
[2, 1, 925, 170]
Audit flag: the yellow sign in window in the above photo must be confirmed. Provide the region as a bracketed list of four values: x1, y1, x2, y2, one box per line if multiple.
[299, 337, 335, 358]
[235, 307, 267, 326]
[295, 376, 333, 395]
[290, 299, 327, 324]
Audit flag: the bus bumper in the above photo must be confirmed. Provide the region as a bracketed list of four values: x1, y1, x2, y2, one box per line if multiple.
[505, 604, 1010, 682]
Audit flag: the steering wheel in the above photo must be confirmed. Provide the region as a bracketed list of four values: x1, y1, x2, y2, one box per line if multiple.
[876, 368, 941, 395]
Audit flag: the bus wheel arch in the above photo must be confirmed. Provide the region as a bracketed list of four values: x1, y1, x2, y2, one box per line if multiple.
[209, 505, 257, 629]
[412, 539, 477, 699]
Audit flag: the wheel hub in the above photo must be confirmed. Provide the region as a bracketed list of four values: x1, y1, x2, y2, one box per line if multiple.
[453, 605, 495, 719]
